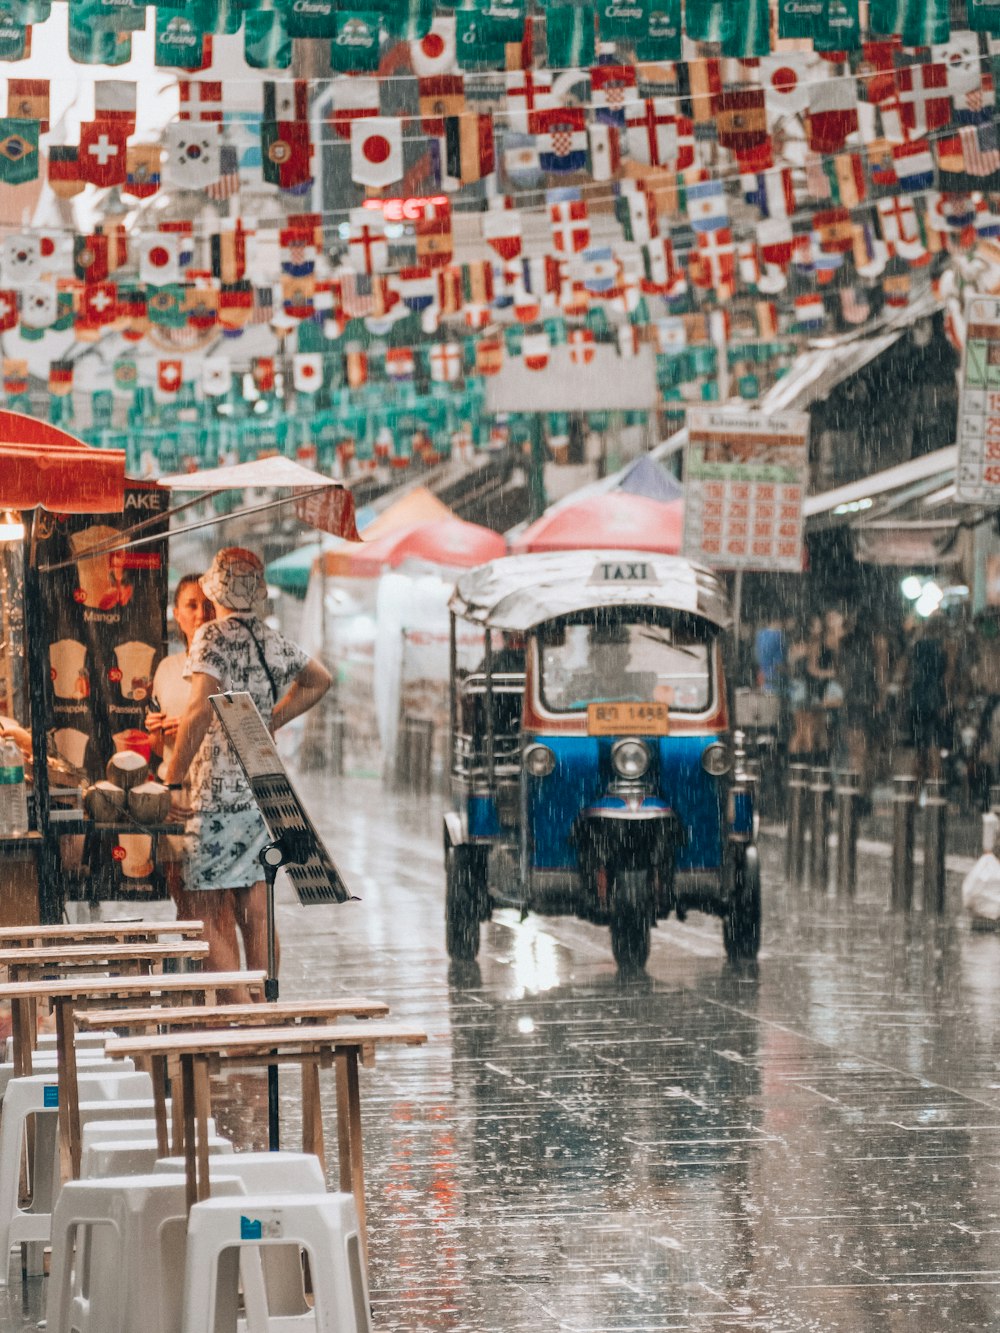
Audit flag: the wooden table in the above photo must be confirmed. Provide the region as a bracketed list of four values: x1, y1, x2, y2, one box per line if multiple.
[0, 971, 266, 1180]
[80, 999, 392, 1156]
[0, 921, 204, 947]
[105, 1021, 428, 1255]
[0, 940, 210, 981]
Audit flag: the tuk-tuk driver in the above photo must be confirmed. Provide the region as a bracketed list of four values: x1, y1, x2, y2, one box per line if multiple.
[567, 623, 658, 707]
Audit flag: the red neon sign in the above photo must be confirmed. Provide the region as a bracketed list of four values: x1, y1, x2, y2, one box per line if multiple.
[362, 195, 448, 222]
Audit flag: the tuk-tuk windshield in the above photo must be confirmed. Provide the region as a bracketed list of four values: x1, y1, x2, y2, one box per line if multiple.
[538, 611, 713, 714]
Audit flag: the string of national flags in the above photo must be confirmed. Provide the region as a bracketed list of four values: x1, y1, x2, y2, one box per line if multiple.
[0, 5, 999, 410]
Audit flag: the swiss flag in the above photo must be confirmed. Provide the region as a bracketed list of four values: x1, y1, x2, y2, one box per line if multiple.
[82, 282, 118, 328]
[157, 359, 183, 395]
[79, 121, 128, 188]
[350, 117, 403, 188]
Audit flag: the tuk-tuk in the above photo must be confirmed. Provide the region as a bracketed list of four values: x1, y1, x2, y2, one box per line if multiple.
[444, 550, 759, 969]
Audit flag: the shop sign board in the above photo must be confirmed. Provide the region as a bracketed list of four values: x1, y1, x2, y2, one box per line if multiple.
[682, 409, 810, 572]
[957, 294, 1000, 504]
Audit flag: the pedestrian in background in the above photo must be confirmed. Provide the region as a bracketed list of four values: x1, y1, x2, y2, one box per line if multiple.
[907, 614, 953, 788]
[787, 613, 823, 762]
[164, 547, 332, 994]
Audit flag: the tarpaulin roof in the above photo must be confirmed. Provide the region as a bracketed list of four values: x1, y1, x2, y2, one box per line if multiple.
[0, 412, 126, 514]
[317, 486, 454, 576]
[159, 456, 347, 491]
[326, 517, 505, 578]
[512, 491, 684, 555]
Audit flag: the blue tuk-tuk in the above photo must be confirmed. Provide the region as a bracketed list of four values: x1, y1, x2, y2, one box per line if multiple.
[444, 550, 759, 969]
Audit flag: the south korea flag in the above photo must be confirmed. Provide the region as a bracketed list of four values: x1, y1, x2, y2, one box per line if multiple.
[163, 123, 222, 190]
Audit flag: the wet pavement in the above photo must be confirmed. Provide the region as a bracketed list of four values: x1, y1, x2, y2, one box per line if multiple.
[5, 773, 1000, 1330]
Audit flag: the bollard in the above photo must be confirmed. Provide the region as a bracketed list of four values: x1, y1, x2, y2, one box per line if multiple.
[835, 770, 861, 898]
[328, 709, 346, 776]
[807, 766, 830, 891]
[990, 784, 1000, 817]
[982, 810, 999, 856]
[922, 778, 948, 915]
[785, 763, 810, 884]
[397, 716, 434, 791]
[891, 775, 917, 910]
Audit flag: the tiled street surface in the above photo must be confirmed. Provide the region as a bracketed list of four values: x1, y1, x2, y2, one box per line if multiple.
[4, 775, 1000, 1330]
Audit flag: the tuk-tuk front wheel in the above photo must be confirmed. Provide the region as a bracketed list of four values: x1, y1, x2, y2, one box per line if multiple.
[609, 868, 652, 970]
[723, 844, 761, 963]
[446, 844, 486, 961]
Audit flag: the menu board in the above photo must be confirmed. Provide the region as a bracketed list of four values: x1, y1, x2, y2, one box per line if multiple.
[682, 409, 810, 572]
[35, 480, 169, 782]
[957, 295, 1000, 505]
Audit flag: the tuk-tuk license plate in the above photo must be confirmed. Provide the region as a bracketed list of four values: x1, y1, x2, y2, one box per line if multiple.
[587, 703, 670, 736]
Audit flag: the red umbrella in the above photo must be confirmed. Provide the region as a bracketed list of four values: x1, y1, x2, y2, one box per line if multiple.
[334, 517, 506, 577]
[512, 491, 684, 554]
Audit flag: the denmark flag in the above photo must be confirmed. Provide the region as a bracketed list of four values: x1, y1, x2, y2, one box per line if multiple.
[350, 117, 403, 188]
[549, 197, 590, 254]
[568, 327, 595, 366]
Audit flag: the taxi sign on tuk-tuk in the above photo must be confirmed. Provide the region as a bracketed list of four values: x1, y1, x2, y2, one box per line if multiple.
[587, 702, 670, 736]
[589, 559, 659, 584]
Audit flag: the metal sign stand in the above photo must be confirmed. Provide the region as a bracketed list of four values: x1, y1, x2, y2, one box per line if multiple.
[209, 690, 354, 1153]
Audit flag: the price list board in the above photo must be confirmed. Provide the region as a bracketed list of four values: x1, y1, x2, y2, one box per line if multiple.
[957, 295, 1000, 504]
[682, 409, 810, 572]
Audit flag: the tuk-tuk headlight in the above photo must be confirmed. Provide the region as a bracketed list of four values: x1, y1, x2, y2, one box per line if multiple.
[611, 738, 651, 779]
[701, 742, 732, 777]
[524, 743, 555, 777]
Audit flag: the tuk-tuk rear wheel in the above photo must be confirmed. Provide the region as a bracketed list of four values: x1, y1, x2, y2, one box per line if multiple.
[723, 844, 761, 963]
[609, 869, 652, 970]
[446, 845, 483, 961]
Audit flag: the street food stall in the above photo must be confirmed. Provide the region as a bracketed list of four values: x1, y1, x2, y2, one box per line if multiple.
[0, 418, 360, 923]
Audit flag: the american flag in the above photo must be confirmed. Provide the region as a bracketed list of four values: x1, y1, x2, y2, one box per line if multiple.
[961, 124, 1000, 177]
[251, 285, 273, 324]
[339, 270, 375, 318]
[839, 287, 870, 326]
[205, 145, 241, 201]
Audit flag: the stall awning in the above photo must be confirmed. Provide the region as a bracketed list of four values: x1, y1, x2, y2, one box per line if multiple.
[803, 446, 957, 523]
[0, 412, 126, 514]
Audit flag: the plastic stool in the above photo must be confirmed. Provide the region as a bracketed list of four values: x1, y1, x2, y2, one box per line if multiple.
[81, 1114, 210, 1155]
[4, 1031, 116, 1061]
[0, 1069, 153, 1284]
[83, 1136, 233, 1179]
[46, 1172, 247, 1333]
[0, 1053, 130, 1102]
[157, 1152, 325, 1318]
[182, 1192, 372, 1333]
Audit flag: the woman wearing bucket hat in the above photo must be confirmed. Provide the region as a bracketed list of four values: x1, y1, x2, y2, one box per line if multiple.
[164, 547, 332, 994]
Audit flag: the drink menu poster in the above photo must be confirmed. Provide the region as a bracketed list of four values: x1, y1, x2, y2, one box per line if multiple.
[682, 409, 810, 573]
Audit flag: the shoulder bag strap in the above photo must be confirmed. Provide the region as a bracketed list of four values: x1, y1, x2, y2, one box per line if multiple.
[235, 616, 280, 705]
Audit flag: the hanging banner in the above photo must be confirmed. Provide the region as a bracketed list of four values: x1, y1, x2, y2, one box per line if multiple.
[957, 294, 1000, 505]
[35, 479, 169, 783]
[682, 409, 809, 572]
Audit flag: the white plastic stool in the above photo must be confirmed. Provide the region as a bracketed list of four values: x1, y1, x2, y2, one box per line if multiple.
[182, 1192, 372, 1333]
[156, 1152, 326, 1320]
[0, 1068, 153, 1283]
[46, 1171, 247, 1333]
[82, 1114, 210, 1154]
[3, 1031, 115, 1062]
[83, 1135, 233, 1179]
[0, 1053, 130, 1102]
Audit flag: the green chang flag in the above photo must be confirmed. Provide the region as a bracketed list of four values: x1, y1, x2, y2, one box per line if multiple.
[155, 9, 209, 66]
[721, 0, 769, 55]
[0, 117, 38, 183]
[456, 9, 507, 67]
[331, 11, 381, 70]
[546, 5, 594, 68]
[381, 0, 432, 39]
[634, 0, 680, 58]
[810, 0, 859, 50]
[475, 0, 524, 43]
[969, 0, 1000, 32]
[777, 0, 824, 39]
[901, 0, 949, 43]
[868, 0, 902, 33]
[69, 23, 131, 62]
[202, 0, 242, 34]
[244, 7, 292, 67]
[597, 0, 646, 41]
[284, 0, 338, 38]
[71, 0, 147, 33]
[684, 0, 724, 41]
[0, 5, 27, 59]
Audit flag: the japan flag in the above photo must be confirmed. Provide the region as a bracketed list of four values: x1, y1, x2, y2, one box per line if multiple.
[350, 117, 403, 187]
[410, 18, 456, 77]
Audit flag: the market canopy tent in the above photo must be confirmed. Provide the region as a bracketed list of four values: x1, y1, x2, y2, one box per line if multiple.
[511, 491, 684, 555]
[0, 412, 126, 514]
[318, 486, 456, 577]
[331, 517, 506, 578]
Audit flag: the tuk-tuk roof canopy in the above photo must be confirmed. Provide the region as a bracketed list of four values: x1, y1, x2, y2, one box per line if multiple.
[450, 550, 731, 632]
